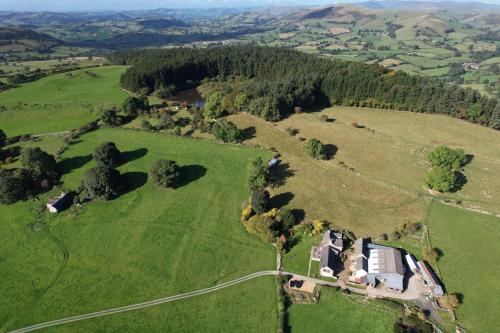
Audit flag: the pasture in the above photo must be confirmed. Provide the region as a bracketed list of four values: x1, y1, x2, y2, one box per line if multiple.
[426, 202, 500, 333]
[0, 128, 276, 332]
[288, 287, 396, 333]
[0, 66, 128, 136]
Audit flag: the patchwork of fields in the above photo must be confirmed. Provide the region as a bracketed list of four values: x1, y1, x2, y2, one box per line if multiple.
[1, 63, 500, 333]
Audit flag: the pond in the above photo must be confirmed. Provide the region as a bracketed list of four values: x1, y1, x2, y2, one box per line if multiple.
[170, 88, 205, 109]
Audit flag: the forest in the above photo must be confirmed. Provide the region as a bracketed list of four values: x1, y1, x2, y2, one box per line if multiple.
[112, 46, 499, 129]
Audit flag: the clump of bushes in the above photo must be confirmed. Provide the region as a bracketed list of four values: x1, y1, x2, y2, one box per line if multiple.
[212, 120, 241, 143]
[0, 147, 59, 205]
[303, 138, 326, 160]
[424, 145, 469, 193]
[149, 159, 179, 188]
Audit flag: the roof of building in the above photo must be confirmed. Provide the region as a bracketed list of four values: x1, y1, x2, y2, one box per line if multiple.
[367, 247, 404, 276]
[47, 192, 72, 211]
[405, 254, 418, 272]
[417, 260, 442, 288]
[320, 245, 336, 270]
[354, 238, 365, 258]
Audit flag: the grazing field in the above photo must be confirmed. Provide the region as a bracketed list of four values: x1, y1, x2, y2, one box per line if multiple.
[288, 287, 396, 333]
[0, 128, 276, 332]
[0, 66, 129, 136]
[426, 202, 500, 333]
[228, 112, 426, 237]
[230, 106, 500, 231]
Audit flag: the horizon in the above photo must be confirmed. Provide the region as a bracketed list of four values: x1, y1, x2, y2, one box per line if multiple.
[1, 0, 500, 12]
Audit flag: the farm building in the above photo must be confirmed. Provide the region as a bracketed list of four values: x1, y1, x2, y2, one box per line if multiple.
[46, 192, 72, 213]
[417, 260, 444, 296]
[353, 238, 405, 292]
[314, 230, 344, 277]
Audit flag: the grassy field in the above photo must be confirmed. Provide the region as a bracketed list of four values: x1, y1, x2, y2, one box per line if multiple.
[288, 287, 397, 333]
[0, 66, 129, 136]
[426, 202, 500, 333]
[0, 128, 277, 332]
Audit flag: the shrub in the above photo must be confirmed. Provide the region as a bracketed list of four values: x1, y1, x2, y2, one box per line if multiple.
[294, 106, 303, 114]
[82, 166, 122, 201]
[424, 166, 458, 192]
[438, 294, 460, 310]
[149, 159, 179, 188]
[303, 138, 326, 160]
[277, 208, 296, 230]
[0, 175, 26, 204]
[248, 157, 269, 192]
[423, 247, 439, 262]
[204, 92, 224, 119]
[122, 96, 149, 116]
[174, 126, 182, 136]
[20, 147, 58, 181]
[141, 119, 153, 131]
[320, 115, 329, 122]
[212, 120, 241, 143]
[94, 142, 121, 168]
[428, 146, 466, 170]
[251, 188, 270, 214]
[243, 214, 276, 243]
[158, 112, 175, 130]
[101, 109, 121, 127]
[285, 127, 299, 136]
[390, 230, 401, 240]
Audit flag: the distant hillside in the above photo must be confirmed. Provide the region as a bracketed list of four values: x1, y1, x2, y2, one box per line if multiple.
[298, 5, 376, 23]
[138, 18, 187, 29]
[0, 27, 60, 53]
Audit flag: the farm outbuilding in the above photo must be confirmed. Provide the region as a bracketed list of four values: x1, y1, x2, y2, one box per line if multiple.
[46, 192, 72, 213]
[354, 238, 405, 292]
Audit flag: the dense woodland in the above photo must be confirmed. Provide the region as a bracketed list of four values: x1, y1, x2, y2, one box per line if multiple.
[112, 46, 500, 129]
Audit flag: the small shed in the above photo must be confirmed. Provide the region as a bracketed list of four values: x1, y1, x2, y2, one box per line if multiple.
[46, 192, 72, 213]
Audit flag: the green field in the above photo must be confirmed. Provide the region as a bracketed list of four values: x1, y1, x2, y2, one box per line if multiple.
[288, 288, 397, 333]
[0, 128, 277, 331]
[0, 66, 128, 136]
[426, 202, 500, 333]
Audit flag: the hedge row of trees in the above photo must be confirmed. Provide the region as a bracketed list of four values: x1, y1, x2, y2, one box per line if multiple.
[112, 46, 499, 129]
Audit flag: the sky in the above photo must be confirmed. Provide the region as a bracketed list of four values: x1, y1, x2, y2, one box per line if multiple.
[0, 0, 499, 11]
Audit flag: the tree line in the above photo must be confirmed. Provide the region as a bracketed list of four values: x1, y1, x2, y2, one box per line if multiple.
[112, 46, 499, 129]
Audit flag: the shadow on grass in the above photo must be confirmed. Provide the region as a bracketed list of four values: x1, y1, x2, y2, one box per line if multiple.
[174, 165, 207, 188]
[323, 144, 338, 160]
[121, 148, 148, 166]
[58, 154, 93, 175]
[291, 208, 305, 224]
[270, 192, 294, 209]
[270, 162, 295, 187]
[240, 126, 256, 141]
[121, 171, 148, 195]
[451, 172, 468, 192]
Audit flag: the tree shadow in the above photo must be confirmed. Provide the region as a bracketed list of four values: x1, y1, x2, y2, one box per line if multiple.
[240, 126, 256, 141]
[451, 171, 467, 192]
[174, 165, 207, 188]
[291, 208, 305, 224]
[270, 162, 295, 187]
[121, 171, 148, 195]
[434, 247, 444, 261]
[323, 144, 338, 160]
[270, 192, 294, 209]
[120, 148, 148, 166]
[462, 154, 474, 167]
[455, 292, 465, 304]
[58, 154, 93, 175]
